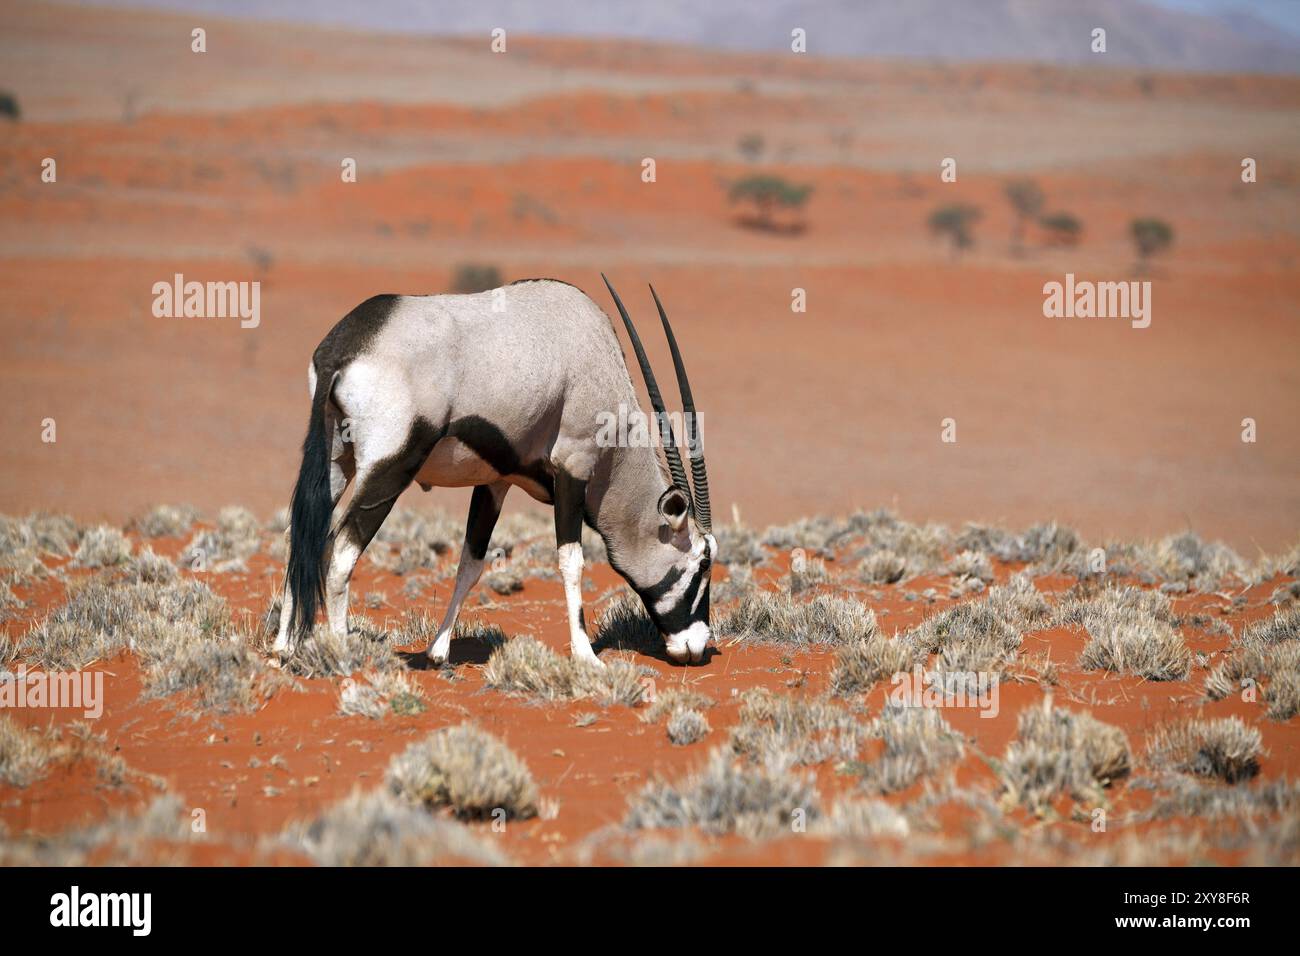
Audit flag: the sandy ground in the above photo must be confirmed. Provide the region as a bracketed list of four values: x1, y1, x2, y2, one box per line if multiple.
[2, 515, 1297, 865]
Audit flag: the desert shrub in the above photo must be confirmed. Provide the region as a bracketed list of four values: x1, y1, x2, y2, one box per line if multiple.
[712, 520, 767, 567]
[1146, 718, 1262, 784]
[0, 716, 61, 787]
[954, 522, 1079, 570]
[947, 549, 993, 584]
[850, 704, 966, 795]
[667, 709, 711, 746]
[815, 797, 911, 840]
[999, 703, 1130, 811]
[23, 575, 229, 670]
[279, 621, 401, 678]
[718, 591, 877, 646]
[1135, 775, 1300, 824]
[368, 508, 463, 574]
[1205, 608, 1300, 720]
[928, 203, 982, 257]
[1004, 178, 1045, 252]
[1079, 615, 1190, 680]
[640, 686, 715, 724]
[829, 632, 918, 696]
[179, 506, 261, 572]
[387, 724, 538, 820]
[730, 689, 865, 766]
[282, 790, 507, 866]
[859, 549, 907, 584]
[450, 263, 502, 293]
[625, 746, 819, 838]
[591, 593, 660, 656]
[133, 505, 199, 538]
[1039, 212, 1082, 246]
[728, 174, 812, 229]
[338, 669, 426, 719]
[0, 796, 192, 866]
[787, 555, 828, 594]
[483, 635, 650, 707]
[1131, 217, 1174, 270]
[140, 625, 268, 713]
[904, 576, 1047, 674]
[72, 525, 132, 568]
[0, 92, 19, 121]
[124, 548, 177, 585]
[0, 514, 79, 573]
[1148, 532, 1244, 589]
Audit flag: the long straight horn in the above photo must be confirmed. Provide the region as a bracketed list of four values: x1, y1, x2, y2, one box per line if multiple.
[601, 274, 690, 497]
[649, 284, 711, 535]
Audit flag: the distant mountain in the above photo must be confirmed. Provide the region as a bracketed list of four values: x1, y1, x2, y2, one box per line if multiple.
[80, 0, 1300, 72]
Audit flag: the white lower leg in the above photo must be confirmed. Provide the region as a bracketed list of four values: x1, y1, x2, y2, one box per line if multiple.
[426, 553, 485, 663]
[559, 542, 601, 666]
[272, 578, 295, 655]
[325, 533, 360, 638]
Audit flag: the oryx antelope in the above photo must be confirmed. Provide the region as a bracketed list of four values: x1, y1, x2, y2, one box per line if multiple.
[273, 276, 716, 667]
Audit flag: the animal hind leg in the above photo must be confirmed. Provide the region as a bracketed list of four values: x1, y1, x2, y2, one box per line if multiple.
[324, 424, 439, 639]
[426, 481, 509, 665]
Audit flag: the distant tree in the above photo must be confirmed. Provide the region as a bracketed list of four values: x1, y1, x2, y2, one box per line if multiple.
[1039, 212, 1083, 247]
[0, 92, 19, 121]
[1004, 178, 1045, 254]
[1130, 218, 1174, 273]
[728, 174, 813, 231]
[737, 132, 765, 162]
[451, 263, 502, 293]
[928, 203, 982, 259]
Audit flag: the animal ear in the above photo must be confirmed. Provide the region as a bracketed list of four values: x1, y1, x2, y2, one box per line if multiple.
[657, 487, 690, 533]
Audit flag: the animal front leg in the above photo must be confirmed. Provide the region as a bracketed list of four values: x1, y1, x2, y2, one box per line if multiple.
[554, 470, 601, 668]
[427, 482, 508, 665]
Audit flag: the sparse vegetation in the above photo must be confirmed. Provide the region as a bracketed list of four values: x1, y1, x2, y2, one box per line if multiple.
[0, 716, 59, 787]
[450, 263, 502, 294]
[1146, 718, 1262, 784]
[928, 203, 982, 258]
[1130, 217, 1174, 273]
[1038, 211, 1082, 246]
[387, 723, 539, 821]
[849, 704, 966, 795]
[728, 174, 812, 231]
[999, 702, 1131, 812]
[829, 632, 918, 696]
[133, 504, 199, 538]
[730, 689, 865, 766]
[483, 635, 651, 706]
[72, 525, 132, 568]
[0, 92, 19, 121]
[282, 790, 508, 866]
[719, 591, 878, 646]
[1004, 178, 1044, 254]
[625, 746, 819, 838]
[667, 709, 711, 746]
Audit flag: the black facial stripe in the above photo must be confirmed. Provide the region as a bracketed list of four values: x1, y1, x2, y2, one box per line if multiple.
[645, 560, 710, 636]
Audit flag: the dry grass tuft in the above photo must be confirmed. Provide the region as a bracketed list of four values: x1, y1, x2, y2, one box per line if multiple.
[850, 703, 966, 795]
[338, 669, 426, 719]
[666, 708, 711, 746]
[387, 723, 539, 820]
[1146, 717, 1263, 784]
[281, 790, 508, 865]
[1065, 585, 1190, 680]
[719, 591, 878, 646]
[179, 506, 262, 572]
[72, 525, 132, 568]
[730, 688, 866, 766]
[625, 746, 819, 838]
[0, 795, 192, 865]
[483, 635, 650, 707]
[640, 685, 715, 724]
[903, 575, 1048, 676]
[132, 505, 200, 538]
[999, 702, 1130, 812]
[815, 797, 912, 840]
[592, 594, 660, 655]
[1205, 607, 1300, 720]
[0, 716, 63, 787]
[829, 631, 921, 696]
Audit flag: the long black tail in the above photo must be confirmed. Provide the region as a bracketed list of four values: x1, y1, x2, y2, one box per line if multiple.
[286, 366, 336, 639]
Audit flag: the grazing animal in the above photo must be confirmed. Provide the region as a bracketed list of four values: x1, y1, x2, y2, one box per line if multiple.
[273, 276, 716, 666]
